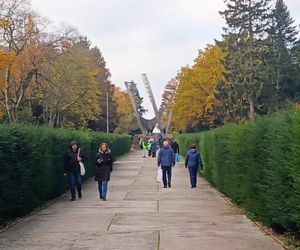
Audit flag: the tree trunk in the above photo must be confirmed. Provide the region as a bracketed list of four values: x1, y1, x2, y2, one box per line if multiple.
[274, 51, 281, 112]
[3, 88, 14, 123]
[248, 94, 255, 121]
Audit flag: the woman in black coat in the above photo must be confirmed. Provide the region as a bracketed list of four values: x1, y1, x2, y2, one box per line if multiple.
[95, 143, 113, 201]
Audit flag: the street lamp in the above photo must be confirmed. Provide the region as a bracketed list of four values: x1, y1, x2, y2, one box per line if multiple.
[106, 91, 109, 133]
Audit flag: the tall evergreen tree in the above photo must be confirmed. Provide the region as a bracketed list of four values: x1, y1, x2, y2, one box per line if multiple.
[266, 0, 299, 111]
[220, 0, 272, 121]
[128, 81, 147, 116]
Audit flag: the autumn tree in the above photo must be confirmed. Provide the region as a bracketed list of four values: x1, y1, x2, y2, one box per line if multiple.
[113, 87, 138, 134]
[0, 0, 49, 123]
[172, 45, 226, 132]
[88, 46, 117, 132]
[37, 39, 101, 128]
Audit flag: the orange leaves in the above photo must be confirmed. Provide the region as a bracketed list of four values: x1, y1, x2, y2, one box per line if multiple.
[0, 50, 16, 68]
[0, 18, 11, 29]
[0, 50, 17, 90]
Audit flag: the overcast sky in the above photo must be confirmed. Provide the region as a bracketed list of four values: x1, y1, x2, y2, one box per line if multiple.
[31, 0, 300, 118]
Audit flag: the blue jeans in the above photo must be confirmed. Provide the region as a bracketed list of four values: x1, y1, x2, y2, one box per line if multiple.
[98, 181, 108, 198]
[188, 167, 198, 187]
[161, 165, 172, 187]
[69, 171, 82, 199]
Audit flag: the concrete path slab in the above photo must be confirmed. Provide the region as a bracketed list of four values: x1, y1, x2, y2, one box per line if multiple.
[0, 150, 284, 250]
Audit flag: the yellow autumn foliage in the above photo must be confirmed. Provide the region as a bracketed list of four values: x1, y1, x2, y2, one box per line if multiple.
[113, 87, 136, 133]
[173, 44, 226, 131]
[0, 50, 17, 90]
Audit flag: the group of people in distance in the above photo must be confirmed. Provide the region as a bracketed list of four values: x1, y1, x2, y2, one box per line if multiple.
[139, 134, 203, 189]
[63, 140, 113, 202]
[63, 135, 203, 202]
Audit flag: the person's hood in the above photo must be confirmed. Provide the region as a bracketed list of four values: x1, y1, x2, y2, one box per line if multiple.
[162, 146, 170, 150]
[69, 140, 78, 148]
[189, 149, 197, 154]
[99, 149, 111, 154]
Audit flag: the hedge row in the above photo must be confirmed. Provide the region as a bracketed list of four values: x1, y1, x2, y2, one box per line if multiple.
[175, 110, 300, 233]
[0, 124, 131, 223]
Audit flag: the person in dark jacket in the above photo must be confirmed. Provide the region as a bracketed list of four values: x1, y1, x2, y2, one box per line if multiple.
[151, 139, 158, 158]
[64, 140, 85, 201]
[95, 143, 113, 201]
[185, 144, 203, 188]
[157, 132, 163, 148]
[171, 140, 180, 154]
[158, 140, 175, 188]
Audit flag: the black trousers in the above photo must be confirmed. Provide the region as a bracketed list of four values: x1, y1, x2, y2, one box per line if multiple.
[161, 165, 172, 187]
[152, 151, 156, 157]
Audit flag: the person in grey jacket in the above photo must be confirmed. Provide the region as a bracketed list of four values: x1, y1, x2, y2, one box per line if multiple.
[158, 140, 175, 188]
[185, 144, 203, 188]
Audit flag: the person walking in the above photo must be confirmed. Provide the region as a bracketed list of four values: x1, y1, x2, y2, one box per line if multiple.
[151, 138, 158, 157]
[139, 138, 148, 158]
[147, 137, 153, 157]
[95, 143, 113, 201]
[171, 140, 180, 155]
[64, 140, 85, 201]
[158, 140, 175, 188]
[157, 132, 163, 148]
[185, 144, 203, 188]
[171, 139, 180, 163]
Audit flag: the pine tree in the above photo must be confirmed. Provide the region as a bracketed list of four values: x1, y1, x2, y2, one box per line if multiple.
[267, 0, 298, 110]
[220, 0, 272, 121]
[128, 81, 147, 116]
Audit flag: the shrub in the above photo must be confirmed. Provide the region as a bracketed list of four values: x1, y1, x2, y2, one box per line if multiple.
[175, 110, 300, 233]
[0, 124, 131, 223]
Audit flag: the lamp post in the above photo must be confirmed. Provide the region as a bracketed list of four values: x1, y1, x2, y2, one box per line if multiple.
[106, 91, 109, 133]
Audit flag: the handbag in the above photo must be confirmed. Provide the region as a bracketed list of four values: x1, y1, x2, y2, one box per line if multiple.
[156, 167, 162, 183]
[78, 148, 85, 176]
[176, 153, 181, 162]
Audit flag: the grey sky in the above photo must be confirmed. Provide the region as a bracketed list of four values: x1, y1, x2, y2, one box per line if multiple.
[31, 0, 300, 118]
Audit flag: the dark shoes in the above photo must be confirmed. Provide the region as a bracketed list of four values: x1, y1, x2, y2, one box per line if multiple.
[163, 186, 167, 188]
[168, 183, 171, 188]
[70, 197, 75, 201]
[191, 186, 197, 188]
[78, 193, 82, 199]
[100, 195, 106, 201]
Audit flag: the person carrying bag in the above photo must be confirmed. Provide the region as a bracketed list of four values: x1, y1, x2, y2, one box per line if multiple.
[78, 148, 85, 176]
[64, 140, 85, 201]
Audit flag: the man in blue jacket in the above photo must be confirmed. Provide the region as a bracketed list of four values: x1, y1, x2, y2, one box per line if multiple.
[185, 144, 203, 188]
[158, 140, 175, 188]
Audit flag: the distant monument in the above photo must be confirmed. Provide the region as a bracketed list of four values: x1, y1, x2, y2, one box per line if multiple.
[125, 75, 178, 135]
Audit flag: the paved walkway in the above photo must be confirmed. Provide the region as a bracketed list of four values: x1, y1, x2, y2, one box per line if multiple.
[0, 150, 283, 250]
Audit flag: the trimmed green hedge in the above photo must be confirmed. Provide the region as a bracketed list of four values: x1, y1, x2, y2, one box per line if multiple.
[0, 124, 131, 223]
[175, 110, 300, 233]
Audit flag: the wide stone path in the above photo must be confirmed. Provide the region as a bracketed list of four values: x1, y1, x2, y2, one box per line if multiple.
[0, 150, 283, 250]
